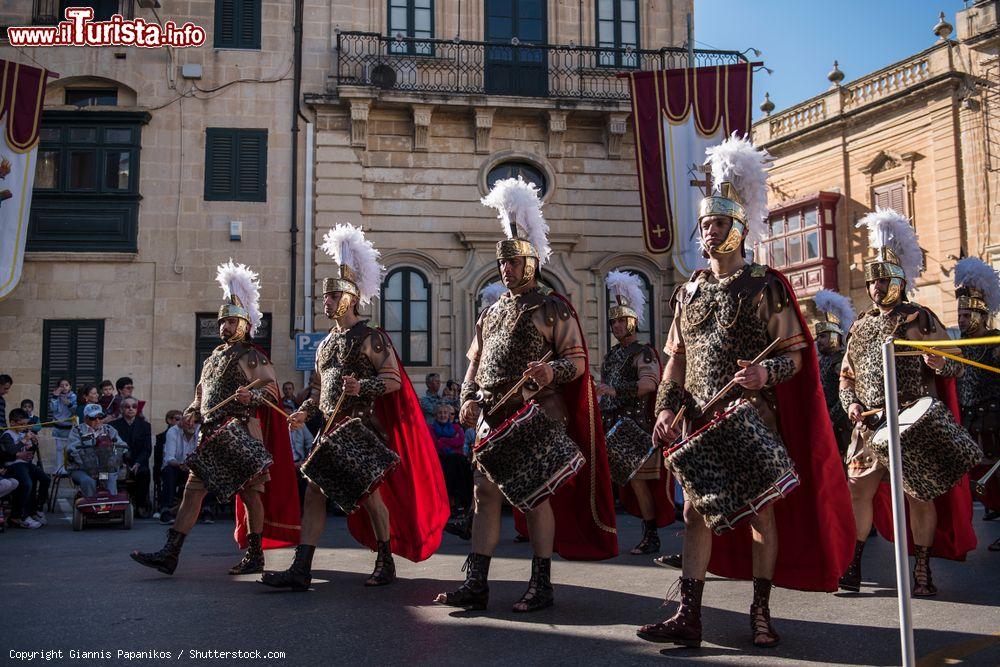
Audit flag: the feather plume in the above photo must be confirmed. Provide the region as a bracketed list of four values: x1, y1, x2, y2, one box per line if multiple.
[605, 270, 647, 326]
[216, 260, 263, 335]
[481, 176, 551, 266]
[855, 207, 923, 291]
[479, 281, 507, 309]
[814, 289, 856, 333]
[954, 256, 1000, 314]
[320, 224, 385, 304]
[704, 133, 773, 247]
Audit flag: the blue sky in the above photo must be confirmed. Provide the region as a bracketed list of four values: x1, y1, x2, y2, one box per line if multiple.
[695, 0, 964, 120]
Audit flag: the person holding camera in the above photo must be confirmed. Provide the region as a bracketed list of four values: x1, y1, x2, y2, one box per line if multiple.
[0, 408, 50, 529]
[48, 378, 77, 472]
[66, 404, 127, 498]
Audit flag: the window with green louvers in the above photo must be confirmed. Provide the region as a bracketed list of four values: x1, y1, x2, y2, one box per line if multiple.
[40, 320, 104, 420]
[214, 0, 261, 50]
[204, 128, 267, 202]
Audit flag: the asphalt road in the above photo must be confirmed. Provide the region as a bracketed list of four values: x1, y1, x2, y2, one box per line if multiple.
[3, 508, 999, 667]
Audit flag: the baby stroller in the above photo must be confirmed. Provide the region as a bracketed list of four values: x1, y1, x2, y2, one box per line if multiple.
[71, 432, 132, 531]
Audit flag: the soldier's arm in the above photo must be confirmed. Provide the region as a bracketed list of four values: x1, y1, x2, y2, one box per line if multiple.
[366, 331, 402, 397]
[546, 302, 587, 384]
[655, 297, 687, 416]
[838, 334, 864, 415]
[184, 384, 203, 420]
[756, 274, 806, 386]
[461, 309, 488, 404]
[910, 310, 963, 378]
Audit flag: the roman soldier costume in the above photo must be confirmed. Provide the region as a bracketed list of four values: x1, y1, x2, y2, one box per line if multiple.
[131, 261, 300, 576]
[638, 136, 854, 649]
[435, 176, 617, 613]
[838, 208, 977, 595]
[813, 290, 856, 459]
[600, 270, 672, 554]
[261, 224, 449, 591]
[952, 256, 1000, 538]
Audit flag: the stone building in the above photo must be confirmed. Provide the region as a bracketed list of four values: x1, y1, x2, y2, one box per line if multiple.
[752, 2, 1000, 329]
[0, 0, 696, 424]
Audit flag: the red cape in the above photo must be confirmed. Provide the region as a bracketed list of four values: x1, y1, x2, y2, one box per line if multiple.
[618, 350, 675, 528]
[513, 294, 619, 561]
[706, 268, 856, 591]
[235, 392, 302, 550]
[346, 336, 450, 562]
[871, 376, 977, 560]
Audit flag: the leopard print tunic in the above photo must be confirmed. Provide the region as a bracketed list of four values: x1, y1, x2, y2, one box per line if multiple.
[600, 342, 655, 432]
[957, 332, 1000, 409]
[315, 321, 382, 420]
[199, 344, 256, 428]
[477, 292, 549, 395]
[845, 309, 929, 410]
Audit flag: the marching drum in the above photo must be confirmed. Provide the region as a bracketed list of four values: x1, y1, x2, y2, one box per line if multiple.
[665, 399, 799, 534]
[605, 416, 657, 486]
[301, 417, 400, 514]
[473, 400, 585, 512]
[186, 418, 273, 501]
[871, 396, 981, 501]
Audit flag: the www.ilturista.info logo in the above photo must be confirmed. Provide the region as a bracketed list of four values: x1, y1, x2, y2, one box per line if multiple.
[6, 7, 206, 48]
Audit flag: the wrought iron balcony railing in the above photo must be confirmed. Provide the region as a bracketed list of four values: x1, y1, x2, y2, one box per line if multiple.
[335, 31, 747, 101]
[32, 0, 135, 25]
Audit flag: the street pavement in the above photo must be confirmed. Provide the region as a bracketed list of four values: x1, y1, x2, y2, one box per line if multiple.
[3, 508, 999, 667]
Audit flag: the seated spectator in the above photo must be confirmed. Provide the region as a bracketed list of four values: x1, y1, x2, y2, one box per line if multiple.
[0, 373, 11, 430]
[106, 376, 139, 420]
[442, 380, 461, 416]
[66, 404, 127, 499]
[19, 400, 42, 435]
[153, 410, 182, 518]
[0, 468, 18, 529]
[76, 384, 100, 422]
[429, 404, 473, 519]
[281, 382, 298, 413]
[1, 408, 50, 529]
[110, 397, 152, 517]
[48, 378, 77, 472]
[160, 413, 200, 524]
[97, 380, 115, 414]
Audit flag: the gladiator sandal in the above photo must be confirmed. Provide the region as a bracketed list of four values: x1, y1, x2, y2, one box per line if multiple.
[912, 545, 937, 597]
[750, 577, 780, 648]
[435, 553, 491, 610]
[229, 532, 264, 575]
[513, 556, 554, 613]
[630, 519, 661, 555]
[129, 528, 186, 575]
[636, 577, 704, 647]
[260, 544, 315, 592]
[365, 540, 396, 587]
[838, 540, 866, 592]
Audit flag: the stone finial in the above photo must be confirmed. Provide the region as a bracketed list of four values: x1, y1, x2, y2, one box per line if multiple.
[760, 92, 775, 116]
[933, 11, 953, 41]
[827, 60, 844, 88]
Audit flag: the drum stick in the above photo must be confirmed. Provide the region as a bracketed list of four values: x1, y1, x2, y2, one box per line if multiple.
[698, 337, 783, 418]
[859, 407, 883, 419]
[895, 348, 961, 358]
[669, 405, 687, 430]
[487, 350, 555, 417]
[201, 377, 271, 418]
[259, 396, 293, 421]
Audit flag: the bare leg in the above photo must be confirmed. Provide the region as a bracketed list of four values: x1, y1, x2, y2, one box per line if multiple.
[471, 474, 504, 557]
[906, 495, 937, 547]
[630, 479, 656, 520]
[749, 505, 778, 579]
[238, 489, 265, 534]
[681, 501, 713, 580]
[848, 472, 882, 541]
[299, 482, 328, 546]
[525, 500, 554, 558]
[362, 489, 391, 542]
[171, 484, 208, 535]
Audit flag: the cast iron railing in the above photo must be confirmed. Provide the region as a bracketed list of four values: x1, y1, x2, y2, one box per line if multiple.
[335, 31, 748, 101]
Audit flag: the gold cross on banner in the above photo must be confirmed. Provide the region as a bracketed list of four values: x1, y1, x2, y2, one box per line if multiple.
[651, 224, 666, 239]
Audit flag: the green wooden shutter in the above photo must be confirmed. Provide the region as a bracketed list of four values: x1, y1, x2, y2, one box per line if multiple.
[236, 131, 267, 201]
[240, 0, 262, 49]
[205, 129, 235, 200]
[40, 320, 104, 419]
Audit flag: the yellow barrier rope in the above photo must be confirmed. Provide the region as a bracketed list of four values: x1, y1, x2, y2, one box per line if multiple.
[895, 341, 1000, 376]
[893, 335, 1000, 347]
[7, 416, 79, 431]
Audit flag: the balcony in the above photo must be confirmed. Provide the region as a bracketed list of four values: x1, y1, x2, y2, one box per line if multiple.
[32, 0, 135, 25]
[334, 31, 747, 102]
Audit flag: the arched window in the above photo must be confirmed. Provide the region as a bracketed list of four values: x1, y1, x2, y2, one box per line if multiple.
[486, 160, 548, 197]
[381, 268, 431, 366]
[605, 271, 654, 348]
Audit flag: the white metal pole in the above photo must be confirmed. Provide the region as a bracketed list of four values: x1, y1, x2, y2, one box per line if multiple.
[303, 121, 315, 388]
[882, 338, 916, 667]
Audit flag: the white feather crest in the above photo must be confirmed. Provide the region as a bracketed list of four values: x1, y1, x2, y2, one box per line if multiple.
[814, 289, 856, 333]
[954, 256, 1000, 314]
[479, 281, 507, 309]
[319, 224, 385, 304]
[855, 207, 923, 291]
[481, 176, 551, 266]
[605, 270, 646, 326]
[704, 133, 772, 246]
[216, 260, 263, 335]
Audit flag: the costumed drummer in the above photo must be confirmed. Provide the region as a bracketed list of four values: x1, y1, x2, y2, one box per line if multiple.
[131, 261, 300, 577]
[262, 224, 449, 591]
[597, 270, 672, 555]
[814, 290, 856, 461]
[637, 135, 854, 650]
[434, 176, 618, 613]
[951, 256, 1000, 547]
[838, 208, 977, 596]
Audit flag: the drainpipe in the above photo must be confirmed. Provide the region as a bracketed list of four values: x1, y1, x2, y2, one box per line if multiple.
[303, 120, 314, 388]
[289, 0, 304, 340]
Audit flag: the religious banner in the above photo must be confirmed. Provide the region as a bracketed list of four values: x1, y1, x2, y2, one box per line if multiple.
[0, 59, 51, 301]
[625, 63, 754, 276]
